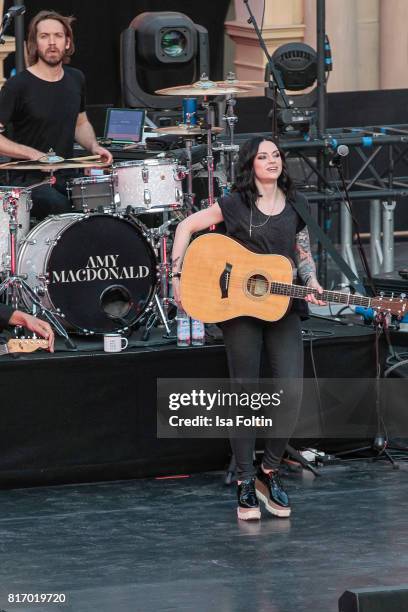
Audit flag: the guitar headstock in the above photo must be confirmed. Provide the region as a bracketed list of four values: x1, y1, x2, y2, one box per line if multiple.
[6, 338, 49, 354]
[371, 294, 408, 318]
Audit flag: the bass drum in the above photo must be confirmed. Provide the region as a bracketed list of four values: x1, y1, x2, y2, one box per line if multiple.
[17, 213, 157, 334]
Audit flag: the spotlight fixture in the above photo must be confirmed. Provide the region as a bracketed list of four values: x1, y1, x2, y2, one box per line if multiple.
[272, 42, 318, 91]
[266, 42, 319, 134]
[121, 11, 210, 110]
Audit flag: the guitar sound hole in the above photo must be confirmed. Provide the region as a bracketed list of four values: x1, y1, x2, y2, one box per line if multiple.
[247, 274, 268, 297]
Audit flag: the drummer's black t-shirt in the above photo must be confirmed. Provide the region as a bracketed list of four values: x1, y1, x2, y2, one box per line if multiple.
[0, 67, 86, 159]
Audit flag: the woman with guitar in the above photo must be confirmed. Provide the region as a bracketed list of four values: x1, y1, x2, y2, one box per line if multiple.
[171, 136, 325, 521]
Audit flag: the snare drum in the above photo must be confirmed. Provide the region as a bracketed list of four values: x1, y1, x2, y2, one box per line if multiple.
[67, 175, 115, 213]
[0, 187, 31, 271]
[113, 159, 185, 213]
[17, 213, 157, 334]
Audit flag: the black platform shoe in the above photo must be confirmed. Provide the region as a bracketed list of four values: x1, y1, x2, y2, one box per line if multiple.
[237, 478, 261, 521]
[255, 468, 291, 518]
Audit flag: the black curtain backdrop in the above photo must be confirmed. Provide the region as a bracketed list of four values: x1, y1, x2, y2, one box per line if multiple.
[4, 0, 230, 105]
[0, 321, 376, 487]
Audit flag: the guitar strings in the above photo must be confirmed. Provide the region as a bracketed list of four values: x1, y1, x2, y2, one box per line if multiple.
[184, 275, 374, 306]
[184, 273, 405, 311]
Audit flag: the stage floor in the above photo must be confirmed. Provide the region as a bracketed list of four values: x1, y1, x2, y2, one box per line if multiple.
[0, 460, 406, 612]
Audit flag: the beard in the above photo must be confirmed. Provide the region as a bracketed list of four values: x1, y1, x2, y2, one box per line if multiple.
[37, 47, 65, 66]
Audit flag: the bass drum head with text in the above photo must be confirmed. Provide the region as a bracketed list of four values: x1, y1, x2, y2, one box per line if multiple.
[18, 214, 157, 334]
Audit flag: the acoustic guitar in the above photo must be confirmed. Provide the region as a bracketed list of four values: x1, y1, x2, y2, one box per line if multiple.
[180, 233, 408, 323]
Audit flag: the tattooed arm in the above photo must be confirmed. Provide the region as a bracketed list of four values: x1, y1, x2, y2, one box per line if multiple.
[294, 227, 325, 305]
[294, 227, 317, 285]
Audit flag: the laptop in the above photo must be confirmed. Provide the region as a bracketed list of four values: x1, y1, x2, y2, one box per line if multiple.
[104, 108, 145, 145]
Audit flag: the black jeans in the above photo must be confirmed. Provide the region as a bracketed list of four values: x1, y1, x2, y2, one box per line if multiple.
[11, 171, 72, 221]
[31, 182, 72, 220]
[221, 312, 304, 480]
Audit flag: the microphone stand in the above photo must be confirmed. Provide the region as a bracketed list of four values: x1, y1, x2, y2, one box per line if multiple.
[0, 4, 25, 72]
[332, 160, 397, 467]
[0, 12, 14, 44]
[14, 1, 26, 73]
[243, 0, 290, 141]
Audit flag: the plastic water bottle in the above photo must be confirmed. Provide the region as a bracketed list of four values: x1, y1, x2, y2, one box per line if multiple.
[177, 308, 191, 347]
[191, 318, 205, 346]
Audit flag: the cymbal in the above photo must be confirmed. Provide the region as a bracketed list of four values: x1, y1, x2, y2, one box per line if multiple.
[224, 80, 269, 88]
[153, 125, 224, 136]
[156, 81, 253, 97]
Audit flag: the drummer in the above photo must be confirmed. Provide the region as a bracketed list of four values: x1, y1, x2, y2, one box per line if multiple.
[0, 10, 112, 220]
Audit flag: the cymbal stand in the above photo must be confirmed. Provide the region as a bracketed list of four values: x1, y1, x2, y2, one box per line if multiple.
[224, 94, 239, 185]
[0, 186, 76, 349]
[141, 217, 177, 340]
[200, 97, 219, 232]
[184, 136, 195, 213]
[212, 94, 240, 190]
[202, 97, 215, 208]
[181, 110, 196, 214]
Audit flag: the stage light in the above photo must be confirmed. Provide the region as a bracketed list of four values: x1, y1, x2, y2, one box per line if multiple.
[121, 11, 209, 111]
[266, 43, 319, 135]
[132, 12, 197, 66]
[272, 43, 317, 91]
[161, 30, 187, 59]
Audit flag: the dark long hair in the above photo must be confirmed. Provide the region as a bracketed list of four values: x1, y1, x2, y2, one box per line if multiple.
[27, 10, 76, 67]
[231, 136, 295, 207]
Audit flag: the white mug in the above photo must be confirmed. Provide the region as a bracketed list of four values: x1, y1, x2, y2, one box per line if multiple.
[103, 333, 128, 353]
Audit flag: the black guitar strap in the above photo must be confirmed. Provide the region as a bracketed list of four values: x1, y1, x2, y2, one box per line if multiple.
[291, 195, 366, 295]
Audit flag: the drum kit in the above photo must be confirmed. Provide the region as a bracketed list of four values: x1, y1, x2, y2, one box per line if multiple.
[0, 74, 262, 344]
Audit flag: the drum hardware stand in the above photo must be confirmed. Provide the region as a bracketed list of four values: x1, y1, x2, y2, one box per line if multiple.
[147, 217, 177, 339]
[127, 211, 176, 341]
[212, 94, 240, 191]
[183, 137, 195, 213]
[198, 96, 220, 229]
[201, 89, 236, 209]
[0, 187, 77, 350]
[222, 94, 239, 186]
[201, 97, 216, 210]
[182, 111, 197, 213]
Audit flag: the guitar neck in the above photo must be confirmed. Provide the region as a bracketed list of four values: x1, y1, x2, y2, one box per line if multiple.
[1, 338, 49, 355]
[270, 282, 372, 308]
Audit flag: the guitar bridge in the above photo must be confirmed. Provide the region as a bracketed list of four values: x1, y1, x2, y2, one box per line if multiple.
[219, 263, 232, 299]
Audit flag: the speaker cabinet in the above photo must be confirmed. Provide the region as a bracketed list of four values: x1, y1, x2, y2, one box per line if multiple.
[339, 586, 408, 612]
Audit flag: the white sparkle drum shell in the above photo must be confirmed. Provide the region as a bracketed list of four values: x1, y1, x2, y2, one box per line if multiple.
[67, 175, 115, 213]
[0, 188, 31, 271]
[16, 213, 157, 334]
[113, 159, 185, 212]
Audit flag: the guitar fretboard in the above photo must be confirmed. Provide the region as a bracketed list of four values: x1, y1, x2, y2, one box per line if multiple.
[269, 281, 372, 307]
